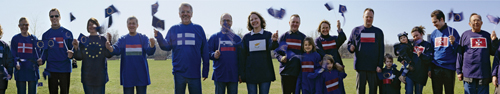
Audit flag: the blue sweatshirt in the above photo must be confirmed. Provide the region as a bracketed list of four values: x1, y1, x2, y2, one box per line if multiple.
[406, 40, 433, 85]
[0, 40, 14, 82]
[41, 27, 74, 73]
[111, 33, 156, 87]
[347, 25, 384, 71]
[74, 35, 113, 86]
[377, 64, 401, 94]
[316, 29, 346, 66]
[491, 50, 500, 85]
[274, 31, 306, 76]
[207, 31, 241, 82]
[457, 30, 498, 79]
[315, 68, 347, 94]
[239, 30, 278, 84]
[11, 34, 40, 81]
[295, 52, 321, 94]
[429, 24, 460, 70]
[155, 23, 209, 79]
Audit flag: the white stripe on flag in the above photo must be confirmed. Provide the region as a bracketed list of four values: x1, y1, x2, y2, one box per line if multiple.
[126, 48, 142, 52]
[301, 65, 314, 68]
[323, 42, 336, 46]
[361, 33, 375, 38]
[326, 82, 339, 88]
[287, 42, 301, 46]
[177, 33, 183, 38]
[185, 40, 195, 45]
[177, 40, 183, 45]
[185, 33, 195, 38]
[0, 53, 2, 58]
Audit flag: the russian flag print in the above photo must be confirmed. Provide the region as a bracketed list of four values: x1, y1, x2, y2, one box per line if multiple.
[126, 44, 142, 56]
[321, 40, 337, 50]
[470, 37, 487, 48]
[325, 78, 339, 92]
[360, 33, 375, 43]
[434, 37, 449, 47]
[18, 43, 33, 54]
[301, 61, 314, 72]
[52, 37, 65, 48]
[286, 39, 301, 50]
[220, 40, 235, 51]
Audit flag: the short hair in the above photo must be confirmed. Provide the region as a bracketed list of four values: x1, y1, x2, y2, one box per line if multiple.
[411, 25, 426, 35]
[364, 8, 374, 15]
[127, 16, 138, 24]
[431, 10, 445, 21]
[179, 3, 193, 12]
[220, 13, 232, 21]
[49, 8, 60, 16]
[384, 53, 393, 62]
[290, 14, 300, 20]
[0, 24, 3, 38]
[323, 54, 335, 64]
[301, 37, 316, 52]
[87, 18, 101, 33]
[469, 13, 482, 22]
[19, 17, 28, 23]
[317, 20, 330, 33]
[247, 11, 266, 31]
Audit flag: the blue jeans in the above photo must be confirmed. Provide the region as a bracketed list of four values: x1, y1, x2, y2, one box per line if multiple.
[123, 86, 147, 94]
[463, 79, 489, 94]
[16, 81, 38, 94]
[83, 84, 105, 94]
[246, 82, 271, 94]
[405, 77, 423, 94]
[174, 73, 202, 94]
[214, 81, 238, 94]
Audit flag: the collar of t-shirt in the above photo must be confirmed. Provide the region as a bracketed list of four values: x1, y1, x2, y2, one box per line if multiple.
[251, 29, 264, 35]
[439, 23, 449, 31]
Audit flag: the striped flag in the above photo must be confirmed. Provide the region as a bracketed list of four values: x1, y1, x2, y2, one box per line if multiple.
[126, 44, 142, 55]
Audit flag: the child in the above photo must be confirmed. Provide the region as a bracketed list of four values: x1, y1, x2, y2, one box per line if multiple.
[295, 37, 322, 94]
[314, 54, 347, 94]
[377, 54, 401, 94]
[393, 32, 412, 77]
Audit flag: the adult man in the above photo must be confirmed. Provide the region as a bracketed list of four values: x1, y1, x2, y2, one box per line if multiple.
[346, 8, 384, 94]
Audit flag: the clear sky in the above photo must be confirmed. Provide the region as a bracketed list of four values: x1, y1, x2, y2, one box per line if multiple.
[1, 0, 499, 45]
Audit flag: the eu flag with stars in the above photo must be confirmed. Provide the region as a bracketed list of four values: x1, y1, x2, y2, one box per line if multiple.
[267, 7, 286, 20]
[152, 16, 165, 30]
[105, 5, 119, 18]
[152, 2, 159, 16]
[487, 14, 500, 25]
[453, 12, 463, 22]
[339, 5, 347, 16]
[36, 40, 48, 50]
[78, 33, 89, 47]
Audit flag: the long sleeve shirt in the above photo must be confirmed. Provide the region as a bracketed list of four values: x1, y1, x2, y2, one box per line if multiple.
[207, 31, 241, 82]
[430, 24, 460, 70]
[347, 25, 384, 71]
[0, 40, 14, 82]
[74, 35, 112, 86]
[296, 52, 322, 94]
[316, 29, 346, 66]
[239, 29, 278, 84]
[406, 40, 433, 85]
[315, 69, 347, 94]
[11, 34, 40, 81]
[41, 27, 74, 73]
[274, 31, 306, 76]
[457, 30, 499, 79]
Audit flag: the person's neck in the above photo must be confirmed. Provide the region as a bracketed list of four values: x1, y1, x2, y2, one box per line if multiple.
[253, 27, 262, 33]
[21, 32, 29, 37]
[364, 24, 372, 28]
[129, 32, 137, 36]
[182, 21, 191, 25]
[386, 67, 391, 69]
[472, 29, 481, 33]
[51, 24, 60, 29]
[90, 32, 99, 36]
[290, 30, 298, 33]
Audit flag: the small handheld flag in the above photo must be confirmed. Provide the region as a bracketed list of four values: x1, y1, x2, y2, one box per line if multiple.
[152, 16, 165, 30]
[453, 12, 463, 22]
[267, 7, 286, 19]
[78, 33, 89, 47]
[487, 14, 500, 25]
[108, 16, 113, 28]
[152, 2, 159, 16]
[339, 4, 347, 27]
[105, 5, 119, 18]
[324, 2, 334, 11]
[70, 12, 76, 22]
[448, 10, 453, 22]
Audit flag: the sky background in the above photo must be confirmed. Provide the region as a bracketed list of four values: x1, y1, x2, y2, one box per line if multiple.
[1, 0, 499, 45]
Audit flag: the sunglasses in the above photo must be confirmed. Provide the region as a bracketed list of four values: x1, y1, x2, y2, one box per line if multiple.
[50, 15, 59, 18]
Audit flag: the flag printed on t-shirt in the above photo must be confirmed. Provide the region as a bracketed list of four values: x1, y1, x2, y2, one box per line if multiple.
[326, 78, 340, 92]
[360, 33, 375, 43]
[413, 46, 425, 54]
[301, 61, 314, 72]
[249, 39, 266, 52]
[52, 37, 65, 48]
[322, 40, 337, 50]
[126, 44, 142, 56]
[220, 40, 235, 51]
[286, 39, 301, 50]
[177, 33, 196, 46]
[434, 37, 449, 47]
[470, 37, 487, 48]
[18, 43, 33, 54]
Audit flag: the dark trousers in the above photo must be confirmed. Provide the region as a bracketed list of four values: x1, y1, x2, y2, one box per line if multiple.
[431, 67, 455, 94]
[281, 75, 297, 94]
[48, 72, 71, 94]
[356, 70, 377, 94]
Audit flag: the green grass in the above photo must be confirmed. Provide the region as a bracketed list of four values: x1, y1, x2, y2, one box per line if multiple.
[3, 58, 496, 94]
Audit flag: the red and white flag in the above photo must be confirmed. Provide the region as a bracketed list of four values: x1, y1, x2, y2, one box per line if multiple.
[434, 37, 449, 47]
[360, 33, 375, 43]
[322, 40, 336, 50]
[413, 46, 425, 54]
[470, 37, 487, 48]
[301, 61, 314, 72]
[17, 43, 33, 53]
[286, 39, 301, 50]
[325, 78, 339, 92]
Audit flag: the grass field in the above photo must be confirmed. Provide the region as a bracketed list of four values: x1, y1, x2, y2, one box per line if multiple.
[2, 58, 497, 94]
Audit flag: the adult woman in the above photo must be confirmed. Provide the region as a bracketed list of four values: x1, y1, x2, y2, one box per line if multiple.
[315, 20, 346, 69]
[0, 24, 14, 94]
[401, 26, 433, 94]
[11, 17, 40, 94]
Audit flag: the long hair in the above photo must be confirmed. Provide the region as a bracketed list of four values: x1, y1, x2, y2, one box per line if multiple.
[301, 37, 316, 53]
[247, 11, 266, 31]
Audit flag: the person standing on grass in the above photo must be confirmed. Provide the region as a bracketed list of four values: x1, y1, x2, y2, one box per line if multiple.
[346, 8, 384, 94]
[11, 17, 40, 94]
[106, 16, 156, 94]
[428, 10, 460, 94]
[207, 13, 241, 94]
[0, 25, 14, 94]
[402, 26, 433, 94]
[457, 13, 498, 94]
[154, 2, 210, 94]
[315, 20, 346, 68]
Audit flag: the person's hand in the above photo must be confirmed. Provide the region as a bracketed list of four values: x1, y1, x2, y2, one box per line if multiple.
[428, 71, 432, 78]
[67, 50, 74, 58]
[106, 41, 113, 52]
[492, 30, 497, 40]
[214, 50, 221, 59]
[203, 77, 207, 81]
[335, 63, 344, 71]
[337, 20, 341, 30]
[493, 76, 498, 87]
[72, 39, 79, 50]
[37, 58, 43, 65]
[239, 76, 243, 83]
[376, 67, 382, 73]
[154, 29, 159, 37]
[272, 30, 279, 41]
[417, 51, 422, 57]
[457, 73, 463, 81]
[149, 38, 156, 48]
[16, 62, 20, 70]
[399, 76, 406, 84]
[449, 35, 455, 45]
[280, 56, 287, 63]
[350, 45, 355, 52]
[106, 33, 112, 42]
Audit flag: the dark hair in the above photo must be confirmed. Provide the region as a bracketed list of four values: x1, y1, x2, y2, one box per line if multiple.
[87, 18, 101, 33]
[469, 13, 482, 22]
[431, 10, 445, 21]
[364, 8, 374, 14]
[323, 54, 335, 64]
[49, 8, 60, 16]
[247, 11, 266, 31]
[411, 25, 426, 35]
[317, 20, 330, 33]
[384, 53, 393, 62]
[290, 14, 300, 20]
[301, 37, 316, 52]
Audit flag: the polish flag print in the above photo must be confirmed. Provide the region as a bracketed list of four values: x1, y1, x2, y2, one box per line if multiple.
[470, 37, 487, 48]
[286, 39, 301, 50]
[434, 37, 449, 47]
[413, 46, 425, 54]
[360, 33, 375, 43]
[52, 37, 64, 48]
[17, 43, 33, 53]
[301, 61, 314, 72]
[322, 40, 337, 50]
[325, 78, 339, 92]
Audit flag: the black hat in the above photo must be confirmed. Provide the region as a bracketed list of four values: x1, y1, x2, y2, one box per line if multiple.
[397, 32, 408, 41]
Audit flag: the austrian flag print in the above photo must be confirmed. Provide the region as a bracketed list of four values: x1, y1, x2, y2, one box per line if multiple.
[286, 39, 301, 50]
[471, 37, 487, 48]
[18, 43, 33, 53]
[322, 40, 336, 50]
[360, 33, 375, 43]
[301, 61, 314, 72]
[435, 37, 449, 47]
[326, 78, 339, 92]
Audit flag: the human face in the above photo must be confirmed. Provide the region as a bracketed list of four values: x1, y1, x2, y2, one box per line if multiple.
[49, 11, 60, 26]
[304, 40, 313, 53]
[431, 17, 445, 29]
[87, 21, 97, 34]
[250, 14, 261, 29]
[363, 11, 374, 28]
[399, 36, 408, 44]
[385, 58, 393, 68]
[179, 6, 192, 25]
[412, 31, 422, 41]
[18, 20, 29, 33]
[220, 14, 232, 28]
[469, 15, 483, 32]
[289, 16, 300, 32]
[320, 23, 330, 36]
[327, 61, 334, 71]
[127, 19, 138, 33]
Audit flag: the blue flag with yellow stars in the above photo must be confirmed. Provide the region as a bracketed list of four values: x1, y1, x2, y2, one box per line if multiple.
[105, 5, 119, 18]
[108, 16, 113, 28]
[487, 14, 500, 25]
[152, 2, 159, 16]
[339, 4, 347, 27]
[453, 12, 463, 22]
[70, 12, 76, 22]
[152, 16, 165, 30]
[324, 2, 334, 11]
[36, 40, 48, 50]
[267, 7, 286, 20]
[78, 33, 89, 47]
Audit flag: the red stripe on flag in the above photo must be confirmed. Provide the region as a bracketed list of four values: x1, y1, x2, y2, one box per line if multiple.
[288, 45, 301, 50]
[323, 45, 336, 50]
[302, 68, 314, 72]
[126, 44, 142, 48]
[220, 47, 235, 51]
[302, 61, 314, 72]
[286, 39, 301, 43]
[360, 38, 375, 43]
[321, 40, 336, 44]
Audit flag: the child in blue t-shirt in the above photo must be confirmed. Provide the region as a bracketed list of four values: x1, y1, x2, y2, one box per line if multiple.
[315, 54, 347, 94]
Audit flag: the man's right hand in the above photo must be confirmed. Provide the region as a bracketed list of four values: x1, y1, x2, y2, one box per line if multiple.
[37, 58, 43, 65]
[280, 56, 287, 63]
[493, 76, 498, 87]
[214, 50, 221, 59]
[458, 73, 463, 81]
[350, 45, 355, 52]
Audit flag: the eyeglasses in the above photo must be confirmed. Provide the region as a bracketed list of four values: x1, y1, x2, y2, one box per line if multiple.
[50, 15, 59, 18]
[19, 24, 29, 26]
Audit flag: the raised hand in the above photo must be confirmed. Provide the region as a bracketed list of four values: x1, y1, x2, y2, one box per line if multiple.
[449, 35, 455, 45]
[106, 41, 113, 52]
[272, 30, 279, 41]
[335, 63, 344, 71]
[106, 33, 112, 43]
[149, 38, 156, 48]
[337, 20, 341, 30]
[492, 30, 497, 40]
[154, 29, 159, 37]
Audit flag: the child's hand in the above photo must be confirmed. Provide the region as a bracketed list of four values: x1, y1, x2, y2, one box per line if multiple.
[335, 63, 344, 71]
[280, 56, 287, 63]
